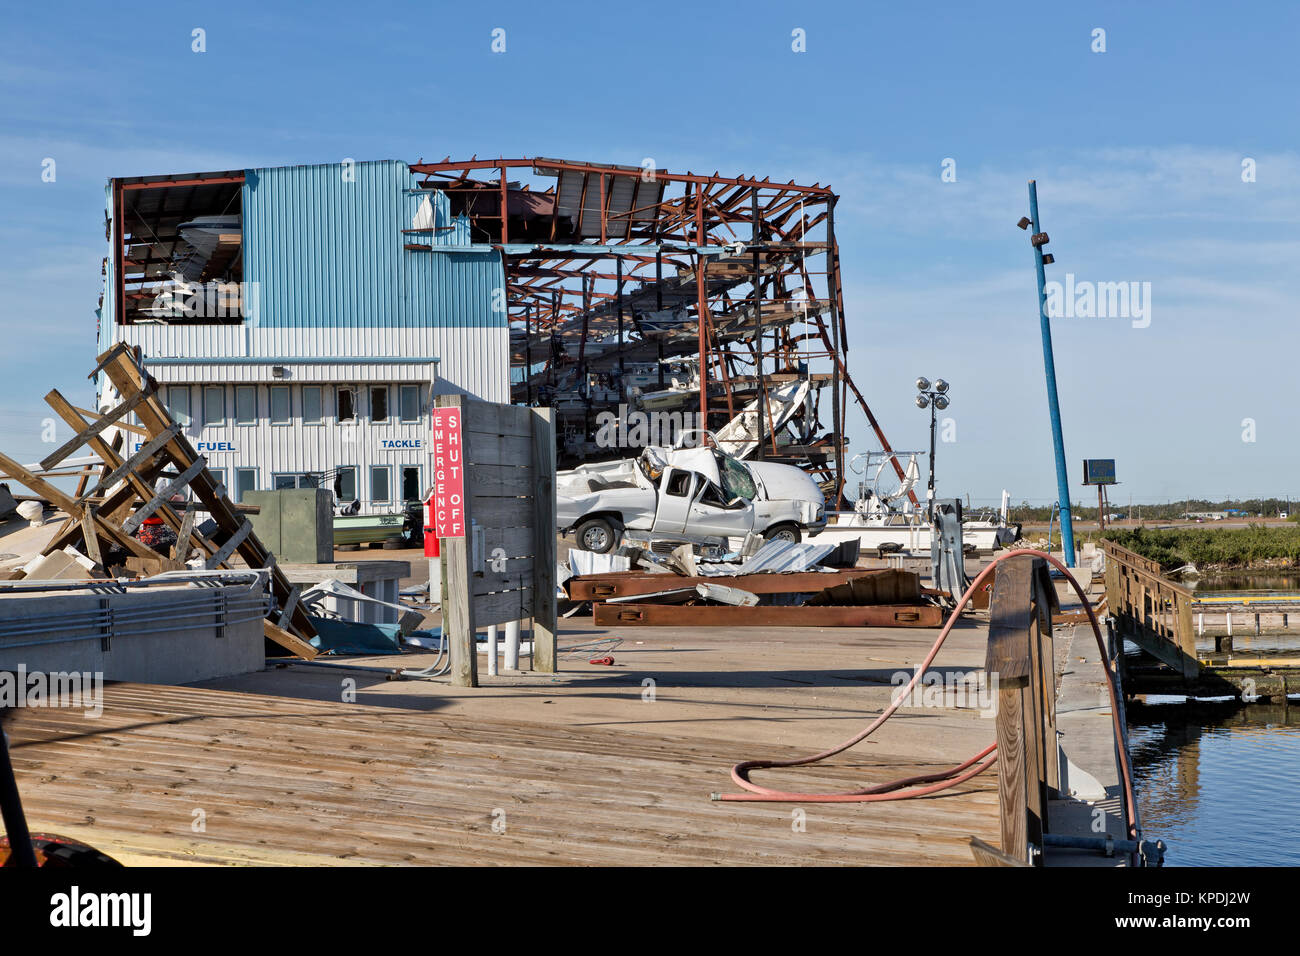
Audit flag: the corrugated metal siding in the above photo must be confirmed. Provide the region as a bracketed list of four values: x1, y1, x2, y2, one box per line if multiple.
[145, 380, 437, 510]
[123, 326, 509, 401]
[242, 160, 506, 331]
[118, 326, 509, 499]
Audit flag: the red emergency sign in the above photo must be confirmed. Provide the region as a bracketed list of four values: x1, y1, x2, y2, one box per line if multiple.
[428, 407, 466, 537]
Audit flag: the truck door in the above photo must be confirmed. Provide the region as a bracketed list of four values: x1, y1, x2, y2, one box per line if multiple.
[687, 478, 756, 538]
[652, 467, 696, 534]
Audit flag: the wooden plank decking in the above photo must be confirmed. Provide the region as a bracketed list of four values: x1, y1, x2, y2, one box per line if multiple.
[6, 623, 1004, 866]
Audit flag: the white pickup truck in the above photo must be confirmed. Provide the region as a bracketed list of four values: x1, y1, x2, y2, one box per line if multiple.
[556, 443, 827, 553]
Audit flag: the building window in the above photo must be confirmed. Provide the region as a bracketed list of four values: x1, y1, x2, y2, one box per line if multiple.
[370, 386, 389, 423]
[272, 473, 319, 490]
[235, 468, 257, 503]
[208, 468, 227, 496]
[335, 466, 357, 503]
[270, 386, 291, 425]
[302, 386, 323, 425]
[338, 387, 356, 422]
[400, 465, 421, 502]
[370, 465, 391, 504]
[399, 384, 421, 423]
[203, 386, 224, 426]
[166, 386, 191, 426]
[235, 386, 256, 424]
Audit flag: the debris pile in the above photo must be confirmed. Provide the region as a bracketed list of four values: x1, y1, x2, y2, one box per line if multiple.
[0, 344, 316, 658]
[562, 538, 943, 628]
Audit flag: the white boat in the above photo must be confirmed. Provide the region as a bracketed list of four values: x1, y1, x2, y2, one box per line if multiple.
[712, 379, 811, 459]
[813, 453, 1019, 554]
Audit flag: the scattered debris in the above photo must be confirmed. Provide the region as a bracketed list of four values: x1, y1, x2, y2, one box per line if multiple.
[0, 344, 317, 658]
[695, 583, 759, 607]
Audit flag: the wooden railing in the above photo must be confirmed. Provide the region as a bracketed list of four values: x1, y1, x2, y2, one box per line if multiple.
[1100, 539, 1198, 678]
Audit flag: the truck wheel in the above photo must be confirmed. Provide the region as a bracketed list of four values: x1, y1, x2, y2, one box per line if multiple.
[763, 524, 801, 544]
[576, 517, 620, 554]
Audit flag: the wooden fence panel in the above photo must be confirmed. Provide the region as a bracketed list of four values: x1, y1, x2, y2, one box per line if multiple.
[437, 395, 557, 686]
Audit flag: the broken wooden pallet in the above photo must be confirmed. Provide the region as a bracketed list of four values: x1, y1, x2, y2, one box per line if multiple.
[0, 343, 317, 658]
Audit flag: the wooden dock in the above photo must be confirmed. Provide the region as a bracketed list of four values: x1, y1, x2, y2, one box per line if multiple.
[5, 559, 1138, 866]
[7, 622, 1014, 866]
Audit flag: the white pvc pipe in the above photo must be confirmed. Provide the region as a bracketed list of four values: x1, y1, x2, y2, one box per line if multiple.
[504, 619, 521, 670]
[487, 624, 498, 676]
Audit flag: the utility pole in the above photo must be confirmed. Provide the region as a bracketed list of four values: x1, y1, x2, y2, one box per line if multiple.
[1021, 181, 1076, 567]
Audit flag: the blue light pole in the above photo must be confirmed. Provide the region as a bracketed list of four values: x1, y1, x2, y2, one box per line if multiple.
[1024, 181, 1076, 567]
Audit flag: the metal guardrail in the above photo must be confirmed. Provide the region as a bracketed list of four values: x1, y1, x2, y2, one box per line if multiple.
[0, 571, 272, 651]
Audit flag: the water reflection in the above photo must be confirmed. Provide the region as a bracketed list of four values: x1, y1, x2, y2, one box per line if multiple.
[1193, 572, 1300, 594]
[1128, 701, 1300, 866]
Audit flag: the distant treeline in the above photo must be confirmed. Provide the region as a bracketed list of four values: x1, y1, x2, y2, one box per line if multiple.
[1102, 525, 1300, 570]
[1006, 497, 1297, 523]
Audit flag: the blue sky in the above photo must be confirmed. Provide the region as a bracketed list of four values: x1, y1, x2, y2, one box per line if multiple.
[1, 0, 1296, 505]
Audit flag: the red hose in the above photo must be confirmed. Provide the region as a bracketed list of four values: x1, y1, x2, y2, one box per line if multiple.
[714, 549, 1139, 845]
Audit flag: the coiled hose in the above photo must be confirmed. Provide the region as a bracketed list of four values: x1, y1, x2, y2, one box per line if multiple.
[712, 548, 1139, 848]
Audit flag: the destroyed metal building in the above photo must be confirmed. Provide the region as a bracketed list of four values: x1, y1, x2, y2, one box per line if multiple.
[409, 157, 909, 504]
[96, 156, 907, 511]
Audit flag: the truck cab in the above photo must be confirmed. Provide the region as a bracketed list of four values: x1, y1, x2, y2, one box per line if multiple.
[557, 441, 826, 554]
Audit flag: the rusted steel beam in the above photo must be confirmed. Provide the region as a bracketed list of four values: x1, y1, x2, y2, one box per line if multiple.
[593, 602, 942, 628]
[411, 158, 836, 195]
[568, 569, 874, 600]
[120, 175, 244, 190]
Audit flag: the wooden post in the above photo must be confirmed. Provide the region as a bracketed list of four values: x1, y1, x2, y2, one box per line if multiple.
[437, 395, 478, 688]
[986, 556, 1046, 865]
[1031, 564, 1060, 796]
[531, 407, 558, 673]
[1175, 591, 1198, 678]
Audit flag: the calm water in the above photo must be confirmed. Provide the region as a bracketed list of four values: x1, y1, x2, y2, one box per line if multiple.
[1127, 702, 1300, 866]
[1193, 571, 1300, 594]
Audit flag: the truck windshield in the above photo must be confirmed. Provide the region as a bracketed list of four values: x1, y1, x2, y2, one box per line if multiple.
[716, 453, 757, 502]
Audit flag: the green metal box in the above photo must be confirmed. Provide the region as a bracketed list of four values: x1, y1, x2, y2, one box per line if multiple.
[244, 489, 334, 564]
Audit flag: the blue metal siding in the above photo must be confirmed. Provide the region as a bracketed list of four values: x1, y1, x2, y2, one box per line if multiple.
[242, 160, 505, 330]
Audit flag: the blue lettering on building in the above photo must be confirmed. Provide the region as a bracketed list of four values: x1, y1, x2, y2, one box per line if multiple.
[380, 439, 423, 450]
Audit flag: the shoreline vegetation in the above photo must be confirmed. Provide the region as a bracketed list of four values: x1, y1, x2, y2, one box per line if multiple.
[1100, 526, 1300, 572]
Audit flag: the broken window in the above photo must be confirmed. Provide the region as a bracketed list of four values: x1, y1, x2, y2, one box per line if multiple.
[112, 171, 245, 325]
[370, 387, 388, 423]
[717, 453, 757, 503]
[338, 388, 355, 422]
[334, 466, 357, 503]
[664, 470, 693, 497]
